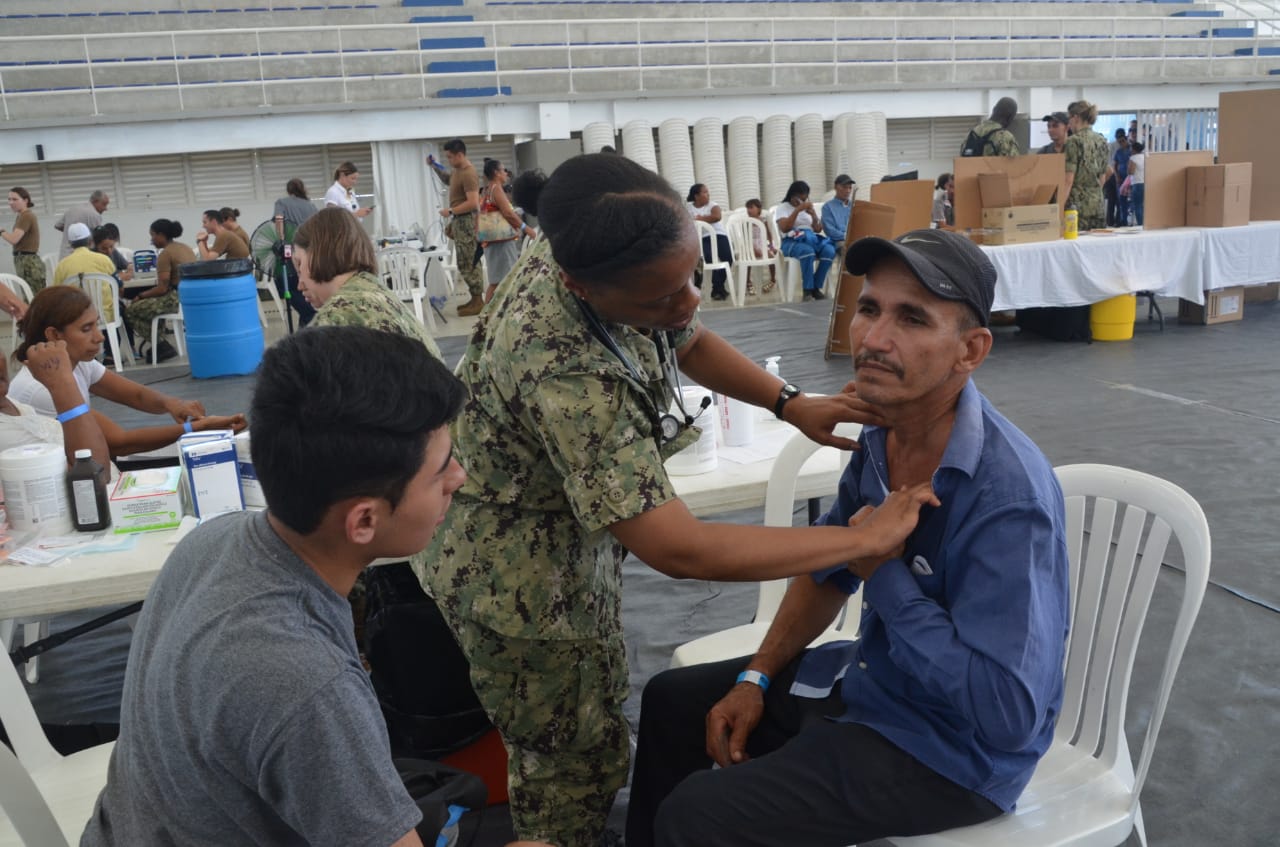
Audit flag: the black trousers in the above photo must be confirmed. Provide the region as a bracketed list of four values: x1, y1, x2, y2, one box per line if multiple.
[626, 656, 1001, 847]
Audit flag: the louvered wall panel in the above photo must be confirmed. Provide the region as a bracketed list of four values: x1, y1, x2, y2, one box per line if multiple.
[118, 155, 189, 211]
[259, 146, 328, 201]
[45, 160, 114, 214]
[932, 117, 978, 160]
[189, 150, 257, 206]
[0, 164, 47, 209]
[886, 118, 931, 166]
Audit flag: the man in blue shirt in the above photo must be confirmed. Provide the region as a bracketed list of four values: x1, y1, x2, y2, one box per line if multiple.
[626, 229, 1070, 847]
[820, 174, 855, 247]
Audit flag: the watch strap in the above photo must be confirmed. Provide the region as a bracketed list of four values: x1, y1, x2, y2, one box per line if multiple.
[773, 386, 800, 421]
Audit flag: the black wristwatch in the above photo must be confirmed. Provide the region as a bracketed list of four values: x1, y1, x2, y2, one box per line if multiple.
[773, 383, 801, 420]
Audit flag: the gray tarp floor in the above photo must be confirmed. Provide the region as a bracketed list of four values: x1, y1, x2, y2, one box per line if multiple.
[22, 294, 1280, 846]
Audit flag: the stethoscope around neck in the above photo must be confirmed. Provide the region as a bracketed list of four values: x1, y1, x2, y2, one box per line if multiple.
[575, 298, 710, 443]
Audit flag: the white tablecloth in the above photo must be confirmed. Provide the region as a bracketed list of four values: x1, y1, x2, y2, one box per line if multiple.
[1200, 221, 1280, 291]
[982, 228, 1205, 310]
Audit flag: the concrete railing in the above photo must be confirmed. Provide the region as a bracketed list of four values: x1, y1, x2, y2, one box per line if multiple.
[1, 16, 1277, 123]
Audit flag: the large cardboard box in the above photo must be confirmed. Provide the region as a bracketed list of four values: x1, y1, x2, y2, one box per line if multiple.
[826, 200, 898, 358]
[953, 153, 1066, 235]
[1186, 163, 1252, 228]
[1178, 287, 1244, 325]
[1219, 88, 1280, 221]
[982, 204, 1061, 245]
[1243, 282, 1279, 304]
[1143, 150, 1215, 230]
[868, 180, 934, 235]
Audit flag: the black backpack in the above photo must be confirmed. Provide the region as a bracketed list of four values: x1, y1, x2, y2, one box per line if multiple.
[396, 757, 487, 847]
[960, 126, 999, 158]
[364, 563, 493, 759]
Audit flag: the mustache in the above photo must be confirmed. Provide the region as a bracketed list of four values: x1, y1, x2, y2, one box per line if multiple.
[854, 352, 905, 379]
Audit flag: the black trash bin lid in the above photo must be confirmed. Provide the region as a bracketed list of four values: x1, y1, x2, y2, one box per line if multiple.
[178, 258, 255, 279]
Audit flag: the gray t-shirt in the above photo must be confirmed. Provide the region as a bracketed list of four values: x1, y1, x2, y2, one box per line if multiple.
[274, 195, 319, 232]
[82, 510, 421, 846]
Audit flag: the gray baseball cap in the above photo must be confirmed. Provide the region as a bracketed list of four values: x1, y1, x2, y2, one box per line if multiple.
[844, 229, 998, 327]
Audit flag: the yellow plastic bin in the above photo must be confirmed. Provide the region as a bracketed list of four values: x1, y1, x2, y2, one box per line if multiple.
[1090, 294, 1137, 341]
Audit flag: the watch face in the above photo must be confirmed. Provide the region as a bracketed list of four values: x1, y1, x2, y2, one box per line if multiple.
[782, 383, 800, 396]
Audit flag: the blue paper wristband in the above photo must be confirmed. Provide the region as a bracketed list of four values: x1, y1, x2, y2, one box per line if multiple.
[736, 670, 770, 692]
[55, 403, 90, 424]
[183, 420, 193, 433]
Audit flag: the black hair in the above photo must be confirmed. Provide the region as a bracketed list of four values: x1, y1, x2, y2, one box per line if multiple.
[512, 154, 688, 287]
[150, 218, 184, 240]
[1130, 141, 1145, 154]
[92, 223, 121, 245]
[286, 178, 309, 200]
[202, 209, 225, 225]
[443, 138, 466, 155]
[686, 183, 706, 203]
[783, 181, 810, 204]
[483, 158, 503, 180]
[250, 327, 466, 535]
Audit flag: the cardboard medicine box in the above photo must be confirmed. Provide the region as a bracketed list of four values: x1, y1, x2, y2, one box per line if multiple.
[1178, 287, 1244, 325]
[181, 438, 244, 519]
[109, 467, 184, 534]
[1185, 163, 1252, 228]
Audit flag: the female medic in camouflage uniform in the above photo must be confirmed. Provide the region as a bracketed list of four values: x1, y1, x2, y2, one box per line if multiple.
[413, 153, 938, 847]
[1063, 100, 1111, 232]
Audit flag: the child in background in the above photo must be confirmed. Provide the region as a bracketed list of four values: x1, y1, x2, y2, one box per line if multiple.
[745, 198, 777, 295]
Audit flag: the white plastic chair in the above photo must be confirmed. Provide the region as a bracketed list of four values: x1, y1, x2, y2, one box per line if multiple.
[0, 654, 115, 845]
[670, 423, 861, 668]
[70, 273, 132, 373]
[724, 216, 780, 305]
[694, 220, 734, 306]
[149, 307, 185, 366]
[765, 216, 803, 304]
[40, 254, 56, 287]
[888, 463, 1211, 847]
[436, 238, 461, 296]
[377, 247, 435, 331]
[256, 276, 286, 326]
[0, 273, 35, 352]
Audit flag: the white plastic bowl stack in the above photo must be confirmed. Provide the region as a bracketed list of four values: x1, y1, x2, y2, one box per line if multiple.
[582, 121, 617, 156]
[793, 113, 827, 196]
[727, 116, 761, 210]
[870, 111, 890, 179]
[846, 111, 888, 190]
[693, 118, 730, 210]
[622, 120, 658, 173]
[831, 112, 855, 183]
[761, 114, 794, 209]
[659, 118, 696, 197]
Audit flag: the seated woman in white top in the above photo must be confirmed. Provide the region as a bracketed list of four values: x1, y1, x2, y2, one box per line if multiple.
[773, 180, 837, 301]
[324, 161, 372, 219]
[6, 287, 245, 457]
[0, 340, 111, 472]
[685, 183, 732, 301]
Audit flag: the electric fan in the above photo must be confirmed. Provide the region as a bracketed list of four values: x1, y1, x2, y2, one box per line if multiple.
[249, 218, 295, 283]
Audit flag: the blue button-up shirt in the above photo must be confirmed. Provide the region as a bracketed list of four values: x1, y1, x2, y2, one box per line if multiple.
[820, 197, 851, 244]
[794, 380, 1069, 812]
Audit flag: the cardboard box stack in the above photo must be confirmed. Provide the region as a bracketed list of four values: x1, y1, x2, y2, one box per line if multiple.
[978, 174, 1060, 245]
[1185, 163, 1252, 228]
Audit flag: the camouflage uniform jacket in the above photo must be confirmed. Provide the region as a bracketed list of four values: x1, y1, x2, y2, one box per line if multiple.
[972, 119, 1021, 157]
[416, 237, 701, 640]
[1064, 128, 1110, 227]
[309, 271, 442, 361]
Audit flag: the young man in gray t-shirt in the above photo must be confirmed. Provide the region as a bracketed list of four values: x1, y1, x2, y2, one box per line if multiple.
[82, 327, 468, 847]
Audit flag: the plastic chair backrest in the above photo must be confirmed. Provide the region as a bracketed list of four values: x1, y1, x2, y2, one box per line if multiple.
[1053, 463, 1210, 806]
[694, 220, 731, 265]
[0, 653, 62, 773]
[725, 217, 772, 268]
[378, 248, 426, 297]
[0, 743, 70, 847]
[41, 254, 56, 284]
[756, 423, 861, 627]
[73, 272, 123, 330]
[0, 273, 35, 305]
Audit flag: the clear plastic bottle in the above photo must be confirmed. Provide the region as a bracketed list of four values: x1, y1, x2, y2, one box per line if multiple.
[67, 449, 110, 532]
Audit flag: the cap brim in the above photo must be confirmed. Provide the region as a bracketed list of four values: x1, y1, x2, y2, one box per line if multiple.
[844, 237, 977, 312]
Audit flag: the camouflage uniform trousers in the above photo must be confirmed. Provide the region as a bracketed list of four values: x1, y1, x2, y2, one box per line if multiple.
[448, 212, 485, 298]
[13, 252, 46, 293]
[125, 289, 181, 352]
[444, 610, 630, 847]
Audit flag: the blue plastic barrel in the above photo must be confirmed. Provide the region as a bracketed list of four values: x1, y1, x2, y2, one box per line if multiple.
[177, 258, 264, 378]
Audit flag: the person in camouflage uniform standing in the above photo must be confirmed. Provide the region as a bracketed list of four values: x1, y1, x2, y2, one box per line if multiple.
[1064, 100, 1110, 231]
[964, 97, 1021, 158]
[3, 187, 45, 293]
[413, 153, 933, 847]
[292, 208, 442, 361]
[430, 139, 486, 317]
